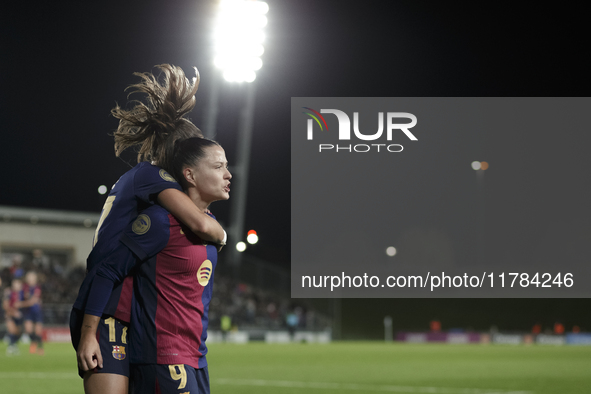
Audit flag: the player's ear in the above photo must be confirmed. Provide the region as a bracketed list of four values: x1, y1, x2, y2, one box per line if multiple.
[183, 166, 198, 187]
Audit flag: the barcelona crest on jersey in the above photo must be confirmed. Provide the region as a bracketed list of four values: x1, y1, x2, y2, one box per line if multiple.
[112, 345, 126, 360]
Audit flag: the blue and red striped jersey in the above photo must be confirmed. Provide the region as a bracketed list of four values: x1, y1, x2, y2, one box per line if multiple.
[8, 288, 24, 308]
[3, 287, 24, 318]
[122, 204, 218, 369]
[22, 284, 41, 314]
[73, 162, 182, 320]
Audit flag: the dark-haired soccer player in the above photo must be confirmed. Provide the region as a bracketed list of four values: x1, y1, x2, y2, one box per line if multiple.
[127, 138, 230, 394]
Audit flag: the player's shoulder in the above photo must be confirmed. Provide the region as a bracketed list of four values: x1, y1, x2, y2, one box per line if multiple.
[134, 162, 177, 183]
[139, 203, 170, 221]
[116, 162, 147, 181]
[124, 204, 173, 255]
[129, 204, 171, 236]
[109, 162, 146, 193]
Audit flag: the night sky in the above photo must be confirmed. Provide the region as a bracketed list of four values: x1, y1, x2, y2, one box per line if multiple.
[2, 1, 590, 273]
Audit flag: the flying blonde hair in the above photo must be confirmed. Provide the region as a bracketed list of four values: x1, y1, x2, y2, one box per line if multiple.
[112, 64, 203, 170]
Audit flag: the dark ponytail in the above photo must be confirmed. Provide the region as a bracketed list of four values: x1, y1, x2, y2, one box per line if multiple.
[170, 137, 220, 188]
[112, 64, 202, 166]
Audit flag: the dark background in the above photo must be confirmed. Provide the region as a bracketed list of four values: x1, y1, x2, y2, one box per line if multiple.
[2, 1, 590, 337]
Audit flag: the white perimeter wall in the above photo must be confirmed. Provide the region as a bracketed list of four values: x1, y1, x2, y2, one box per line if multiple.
[0, 222, 95, 266]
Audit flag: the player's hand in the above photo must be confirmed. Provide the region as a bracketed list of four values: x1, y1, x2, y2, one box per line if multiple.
[77, 333, 103, 372]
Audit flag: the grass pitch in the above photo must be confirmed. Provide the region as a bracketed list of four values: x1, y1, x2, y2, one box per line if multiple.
[0, 341, 590, 393]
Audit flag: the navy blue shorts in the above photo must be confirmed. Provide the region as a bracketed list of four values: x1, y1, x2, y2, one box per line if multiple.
[131, 364, 210, 394]
[70, 308, 130, 378]
[23, 307, 43, 323]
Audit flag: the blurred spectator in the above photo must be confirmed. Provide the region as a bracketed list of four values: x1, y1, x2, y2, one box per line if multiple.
[532, 322, 542, 335]
[31, 249, 50, 271]
[286, 311, 299, 340]
[9, 255, 24, 279]
[220, 315, 232, 342]
[245, 297, 256, 323]
[267, 302, 278, 320]
[554, 322, 565, 335]
[430, 319, 441, 332]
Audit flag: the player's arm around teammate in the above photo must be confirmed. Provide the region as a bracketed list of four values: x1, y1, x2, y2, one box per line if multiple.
[71, 65, 227, 394]
[76, 222, 170, 394]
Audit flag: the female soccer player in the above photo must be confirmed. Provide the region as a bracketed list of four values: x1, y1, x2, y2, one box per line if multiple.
[126, 137, 231, 394]
[71, 65, 227, 394]
[3, 277, 24, 355]
[21, 271, 44, 354]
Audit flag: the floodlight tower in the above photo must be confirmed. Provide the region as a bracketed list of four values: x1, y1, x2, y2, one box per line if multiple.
[208, 0, 269, 265]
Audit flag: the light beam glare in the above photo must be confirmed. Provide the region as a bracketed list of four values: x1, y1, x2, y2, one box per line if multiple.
[214, 0, 268, 83]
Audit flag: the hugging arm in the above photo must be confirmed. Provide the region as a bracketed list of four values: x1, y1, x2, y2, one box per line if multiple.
[157, 188, 226, 245]
[77, 247, 137, 373]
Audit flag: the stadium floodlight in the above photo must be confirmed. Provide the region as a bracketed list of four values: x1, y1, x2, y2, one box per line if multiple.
[246, 229, 258, 244]
[471, 161, 489, 171]
[213, 0, 269, 83]
[236, 241, 247, 252]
